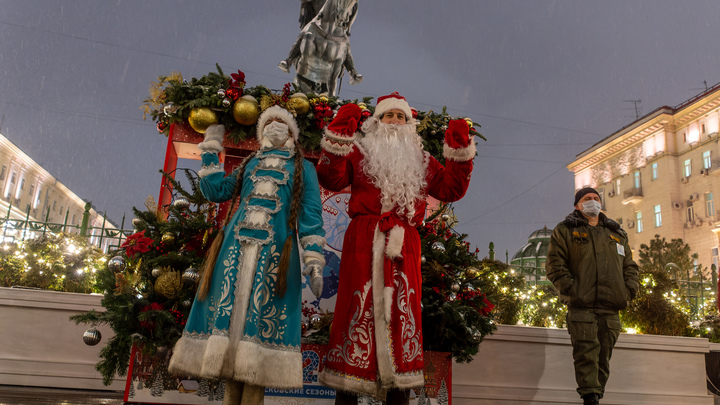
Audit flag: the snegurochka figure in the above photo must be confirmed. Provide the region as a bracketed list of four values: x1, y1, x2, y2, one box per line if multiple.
[546, 187, 639, 405]
[169, 106, 326, 405]
[315, 93, 476, 404]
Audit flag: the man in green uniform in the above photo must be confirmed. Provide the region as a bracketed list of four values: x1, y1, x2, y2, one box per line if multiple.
[546, 187, 639, 405]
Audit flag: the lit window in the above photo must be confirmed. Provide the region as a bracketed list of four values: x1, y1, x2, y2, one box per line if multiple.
[703, 151, 712, 169]
[654, 205, 662, 227]
[634, 171, 641, 189]
[687, 201, 695, 222]
[651, 162, 658, 180]
[707, 193, 715, 217]
[636, 211, 643, 233]
[616, 179, 621, 195]
[684, 159, 692, 177]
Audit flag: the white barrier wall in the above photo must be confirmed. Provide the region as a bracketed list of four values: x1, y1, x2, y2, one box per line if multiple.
[0, 287, 124, 391]
[453, 324, 714, 404]
[0, 287, 716, 404]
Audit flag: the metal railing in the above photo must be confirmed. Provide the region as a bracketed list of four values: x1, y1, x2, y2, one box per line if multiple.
[0, 202, 133, 252]
[623, 187, 643, 199]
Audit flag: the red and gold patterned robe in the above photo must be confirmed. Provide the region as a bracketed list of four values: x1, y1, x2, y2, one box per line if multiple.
[316, 132, 475, 399]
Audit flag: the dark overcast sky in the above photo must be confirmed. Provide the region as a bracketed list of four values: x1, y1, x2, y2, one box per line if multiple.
[1, 0, 719, 258]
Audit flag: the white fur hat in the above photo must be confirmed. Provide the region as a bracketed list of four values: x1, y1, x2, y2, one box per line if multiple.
[372, 92, 415, 124]
[256, 105, 300, 141]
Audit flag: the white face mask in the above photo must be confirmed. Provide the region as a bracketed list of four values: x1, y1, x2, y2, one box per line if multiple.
[581, 200, 602, 217]
[263, 121, 290, 146]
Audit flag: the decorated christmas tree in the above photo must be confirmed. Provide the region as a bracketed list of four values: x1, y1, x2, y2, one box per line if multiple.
[71, 169, 217, 384]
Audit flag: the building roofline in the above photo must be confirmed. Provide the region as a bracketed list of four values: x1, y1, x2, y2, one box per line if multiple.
[569, 81, 720, 170]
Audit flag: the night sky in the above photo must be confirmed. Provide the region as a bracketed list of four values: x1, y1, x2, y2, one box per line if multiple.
[2, 0, 719, 258]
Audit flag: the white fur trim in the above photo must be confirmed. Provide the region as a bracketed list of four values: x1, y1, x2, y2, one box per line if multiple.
[246, 210, 269, 226]
[443, 141, 477, 162]
[321, 136, 355, 156]
[302, 249, 325, 265]
[197, 139, 223, 154]
[200, 334, 230, 378]
[384, 286, 393, 324]
[300, 235, 326, 250]
[323, 127, 357, 144]
[310, 272, 323, 297]
[373, 98, 416, 125]
[256, 105, 299, 141]
[198, 162, 224, 178]
[253, 180, 277, 197]
[233, 340, 303, 389]
[263, 156, 283, 168]
[319, 370, 387, 401]
[385, 226, 404, 260]
[168, 335, 206, 376]
[371, 224, 395, 389]
[204, 124, 225, 142]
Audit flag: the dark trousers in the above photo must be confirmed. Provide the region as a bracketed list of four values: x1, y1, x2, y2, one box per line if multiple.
[566, 308, 622, 398]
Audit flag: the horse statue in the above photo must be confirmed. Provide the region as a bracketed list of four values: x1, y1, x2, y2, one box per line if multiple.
[278, 0, 363, 96]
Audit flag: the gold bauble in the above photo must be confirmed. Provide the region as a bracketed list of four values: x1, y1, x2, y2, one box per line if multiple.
[233, 95, 260, 126]
[188, 107, 218, 134]
[287, 93, 310, 115]
[319, 96, 328, 103]
[162, 232, 175, 243]
[465, 267, 479, 279]
[464, 118, 474, 129]
[155, 269, 183, 299]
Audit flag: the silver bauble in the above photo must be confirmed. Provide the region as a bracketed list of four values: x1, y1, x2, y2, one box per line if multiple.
[450, 283, 461, 293]
[432, 241, 446, 251]
[163, 102, 176, 116]
[108, 256, 126, 273]
[441, 214, 450, 222]
[182, 267, 200, 284]
[309, 313, 322, 328]
[132, 218, 143, 228]
[83, 328, 102, 346]
[421, 256, 427, 264]
[222, 98, 231, 107]
[217, 88, 226, 98]
[151, 268, 162, 278]
[173, 198, 190, 210]
[182, 299, 193, 308]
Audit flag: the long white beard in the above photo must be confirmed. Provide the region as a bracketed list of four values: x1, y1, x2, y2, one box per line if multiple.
[359, 120, 426, 222]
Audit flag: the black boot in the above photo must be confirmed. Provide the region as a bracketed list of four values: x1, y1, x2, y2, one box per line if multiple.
[582, 393, 600, 405]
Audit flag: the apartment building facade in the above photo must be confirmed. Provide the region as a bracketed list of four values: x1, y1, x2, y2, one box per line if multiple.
[568, 83, 720, 276]
[0, 133, 117, 249]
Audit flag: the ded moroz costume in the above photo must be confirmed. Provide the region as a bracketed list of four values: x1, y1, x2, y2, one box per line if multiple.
[168, 106, 326, 404]
[315, 93, 476, 400]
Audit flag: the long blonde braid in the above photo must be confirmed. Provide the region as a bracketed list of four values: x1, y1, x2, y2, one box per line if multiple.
[275, 145, 305, 297]
[197, 151, 259, 301]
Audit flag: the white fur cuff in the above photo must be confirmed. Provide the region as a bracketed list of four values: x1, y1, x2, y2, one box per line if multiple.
[385, 225, 405, 260]
[321, 137, 355, 156]
[443, 141, 477, 162]
[197, 139, 223, 154]
[302, 250, 325, 266]
[198, 161, 224, 178]
[300, 235, 326, 250]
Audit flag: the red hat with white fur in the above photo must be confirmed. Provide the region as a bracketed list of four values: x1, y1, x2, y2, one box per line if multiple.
[372, 92, 415, 124]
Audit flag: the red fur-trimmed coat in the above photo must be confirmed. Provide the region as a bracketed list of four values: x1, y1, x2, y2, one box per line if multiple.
[315, 134, 475, 399]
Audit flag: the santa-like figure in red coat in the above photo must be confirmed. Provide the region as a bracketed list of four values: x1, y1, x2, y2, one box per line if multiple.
[316, 93, 475, 404]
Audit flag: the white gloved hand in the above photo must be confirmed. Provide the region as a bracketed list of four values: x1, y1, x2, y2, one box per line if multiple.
[197, 124, 225, 154]
[308, 264, 323, 298]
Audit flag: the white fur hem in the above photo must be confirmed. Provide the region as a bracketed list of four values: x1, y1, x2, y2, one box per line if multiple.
[385, 225, 404, 259]
[200, 334, 230, 377]
[233, 340, 303, 389]
[384, 286, 393, 323]
[321, 137, 355, 156]
[319, 369, 387, 400]
[371, 225, 395, 388]
[443, 141, 476, 162]
[168, 335, 206, 377]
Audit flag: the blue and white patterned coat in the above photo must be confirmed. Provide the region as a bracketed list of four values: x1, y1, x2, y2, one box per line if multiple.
[169, 143, 325, 389]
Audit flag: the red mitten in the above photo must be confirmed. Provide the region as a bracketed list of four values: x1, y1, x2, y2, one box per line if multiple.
[327, 104, 361, 136]
[445, 119, 471, 149]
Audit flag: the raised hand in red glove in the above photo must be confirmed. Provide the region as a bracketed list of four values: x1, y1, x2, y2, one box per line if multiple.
[327, 103, 361, 137]
[444, 119, 471, 149]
